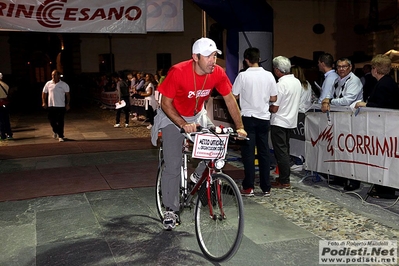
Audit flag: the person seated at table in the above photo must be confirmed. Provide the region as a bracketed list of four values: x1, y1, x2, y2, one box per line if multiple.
[355, 54, 399, 198]
[320, 57, 363, 191]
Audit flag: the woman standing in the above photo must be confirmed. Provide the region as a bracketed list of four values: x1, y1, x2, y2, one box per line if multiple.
[139, 73, 157, 129]
[289, 65, 313, 171]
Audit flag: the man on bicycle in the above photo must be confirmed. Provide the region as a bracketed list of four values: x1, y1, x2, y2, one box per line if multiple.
[151, 37, 247, 230]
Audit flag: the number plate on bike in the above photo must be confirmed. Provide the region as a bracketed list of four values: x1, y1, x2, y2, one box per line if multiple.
[191, 133, 229, 159]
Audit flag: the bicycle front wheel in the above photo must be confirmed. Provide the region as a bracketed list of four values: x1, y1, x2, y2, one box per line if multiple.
[194, 173, 244, 262]
[155, 160, 165, 221]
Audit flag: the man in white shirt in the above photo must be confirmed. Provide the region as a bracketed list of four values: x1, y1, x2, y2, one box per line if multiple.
[232, 47, 277, 197]
[42, 70, 70, 142]
[270, 56, 301, 188]
[317, 53, 339, 104]
[321, 58, 363, 112]
[320, 58, 363, 191]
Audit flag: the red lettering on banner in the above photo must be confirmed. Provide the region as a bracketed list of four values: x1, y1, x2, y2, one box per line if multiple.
[335, 133, 399, 158]
[0, 3, 6, 16]
[311, 125, 334, 155]
[345, 134, 355, 153]
[395, 137, 399, 158]
[125, 6, 141, 20]
[15, 5, 34, 18]
[90, 8, 106, 20]
[376, 137, 389, 156]
[338, 133, 344, 152]
[64, 8, 78, 20]
[108, 8, 124, 20]
[364, 135, 372, 154]
[356, 135, 364, 153]
[7, 3, 14, 17]
[0, 1, 142, 28]
[79, 8, 90, 21]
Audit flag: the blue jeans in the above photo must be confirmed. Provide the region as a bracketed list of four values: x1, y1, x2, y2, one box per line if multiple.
[241, 116, 271, 193]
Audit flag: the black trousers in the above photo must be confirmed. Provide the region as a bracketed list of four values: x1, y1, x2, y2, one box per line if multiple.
[48, 107, 66, 138]
[241, 116, 271, 192]
[0, 105, 12, 139]
[270, 125, 291, 184]
[115, 96, 130, 124]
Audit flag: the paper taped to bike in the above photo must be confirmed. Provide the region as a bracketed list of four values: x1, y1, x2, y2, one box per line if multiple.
[191, 133, 229, 159]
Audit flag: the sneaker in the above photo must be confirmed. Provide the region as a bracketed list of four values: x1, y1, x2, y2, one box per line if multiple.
[263, 191, 271, 197]
[146, 124, 153, 129]
[290, 164, 304, 172]
[190, 172, 200, 183]
[162, 211, 179, 230]
[125, 124, 129, 128]
[240, 188, 254, 197]
[271, 181, 291, 189]
[114, 124, 121, 128]
[53, 133, 58, 139]
[58, 137, 64, 142]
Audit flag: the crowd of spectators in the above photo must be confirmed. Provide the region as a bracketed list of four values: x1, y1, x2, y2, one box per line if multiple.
[94, 69, 166, 129]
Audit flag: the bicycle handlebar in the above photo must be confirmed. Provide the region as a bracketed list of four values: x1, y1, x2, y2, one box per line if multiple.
[180, 125, 249, 141]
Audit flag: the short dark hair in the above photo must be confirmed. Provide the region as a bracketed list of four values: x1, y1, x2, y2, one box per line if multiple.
[318, 53, 334, 68]
[244, 47, 260, 64]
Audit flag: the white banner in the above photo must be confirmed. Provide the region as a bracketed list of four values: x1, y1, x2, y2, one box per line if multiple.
[0, 0, 183, 33]
[147, 0, 183, 32]
[305, 110, 399, 189]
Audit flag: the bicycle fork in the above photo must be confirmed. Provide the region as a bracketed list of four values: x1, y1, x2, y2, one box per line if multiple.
[205, 163, 226, 220]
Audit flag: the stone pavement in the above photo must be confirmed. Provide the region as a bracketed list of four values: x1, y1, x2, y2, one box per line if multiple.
[0, 105, 399, 265]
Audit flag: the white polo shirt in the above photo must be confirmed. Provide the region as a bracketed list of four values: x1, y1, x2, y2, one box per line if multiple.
[43, 80, 70, 107]
[270, 74, 302, 128]
[232, 67, 277, 120]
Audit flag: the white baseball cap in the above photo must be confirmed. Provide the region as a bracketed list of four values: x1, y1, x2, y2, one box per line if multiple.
[192, 37, 222, 56]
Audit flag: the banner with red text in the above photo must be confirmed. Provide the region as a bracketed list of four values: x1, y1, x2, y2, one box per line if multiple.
[0, 0, 183, 33]
[305, 110, 399, 189]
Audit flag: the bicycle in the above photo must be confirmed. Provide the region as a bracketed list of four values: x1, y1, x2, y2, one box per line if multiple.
[155, 126, 245, 262]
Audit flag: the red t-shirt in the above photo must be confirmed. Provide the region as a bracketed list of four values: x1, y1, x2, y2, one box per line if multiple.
[158, 59, 232, 117]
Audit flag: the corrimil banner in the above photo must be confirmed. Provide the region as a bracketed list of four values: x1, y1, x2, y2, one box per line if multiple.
[305, 109, 399, 189]
[0, 0, 183, 33]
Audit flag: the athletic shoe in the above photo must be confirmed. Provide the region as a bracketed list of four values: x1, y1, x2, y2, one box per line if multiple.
[58, 138, 64, 142]
[162, 211, 179, 230]
[263, 191, 271, 197]
[147, 124, 153, 129]
[240, 188, 254, 197]
[53, 133, 58, 139]
[125, 124, 129, 128]
[290, 164, 304, 172]
[114, 124, 121, 128]
[271, 181, 291, 189]
[190, 172, 200, 183]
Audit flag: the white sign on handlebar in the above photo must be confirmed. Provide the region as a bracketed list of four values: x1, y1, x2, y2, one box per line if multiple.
[191, 134, 229, 159]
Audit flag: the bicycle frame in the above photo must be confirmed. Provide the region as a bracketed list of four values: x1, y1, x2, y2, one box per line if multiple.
[187, 160, 226, 219]
[155, 128, 245, 262]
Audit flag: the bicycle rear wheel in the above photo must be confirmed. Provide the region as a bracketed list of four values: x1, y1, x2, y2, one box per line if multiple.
[194, 173, 244, 262]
